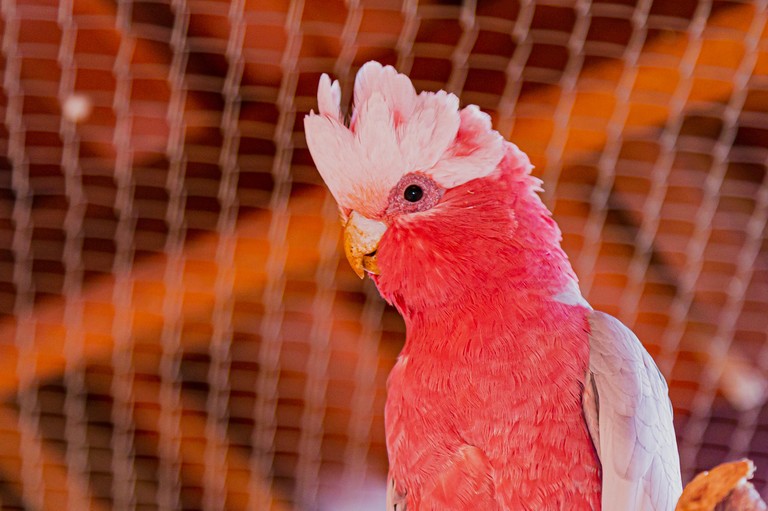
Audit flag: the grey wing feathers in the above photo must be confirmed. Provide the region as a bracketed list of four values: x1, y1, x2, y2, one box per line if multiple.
[584, 310, 683, 511]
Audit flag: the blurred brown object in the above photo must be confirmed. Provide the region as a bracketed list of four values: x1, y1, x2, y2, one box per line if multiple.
[677, 459, 768, 511]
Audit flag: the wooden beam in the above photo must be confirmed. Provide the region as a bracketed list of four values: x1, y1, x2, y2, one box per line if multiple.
[86, 376, 295, 511]
[0, 404, 108, 511]
[4, 0, 219, 165]
[0, 185, 332, 392]
[501, 3, 768, 171]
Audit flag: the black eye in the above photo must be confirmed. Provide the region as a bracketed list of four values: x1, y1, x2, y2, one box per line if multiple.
[403, 184, 423, 202]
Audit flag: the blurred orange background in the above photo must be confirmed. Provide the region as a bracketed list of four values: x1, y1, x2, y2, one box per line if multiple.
[0, 0, 766, 509]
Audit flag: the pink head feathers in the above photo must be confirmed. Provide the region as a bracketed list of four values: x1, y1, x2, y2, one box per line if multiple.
[304, 61, 507, 218]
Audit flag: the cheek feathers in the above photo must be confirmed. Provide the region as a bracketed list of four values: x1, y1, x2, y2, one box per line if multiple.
[371, 166, 562, 308]
[374, 184, 517, 289]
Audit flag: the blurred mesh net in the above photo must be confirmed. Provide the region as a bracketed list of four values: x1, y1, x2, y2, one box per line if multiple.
[0, 0, 766, 509]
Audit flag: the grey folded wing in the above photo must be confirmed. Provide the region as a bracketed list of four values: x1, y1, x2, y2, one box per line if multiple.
[583, 310, 683, 510]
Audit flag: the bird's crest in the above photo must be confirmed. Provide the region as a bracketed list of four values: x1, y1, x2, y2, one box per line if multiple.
[304, 61, 506, 217]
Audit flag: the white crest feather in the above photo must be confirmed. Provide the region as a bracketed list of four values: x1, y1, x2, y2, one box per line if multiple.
[305, 61, 507, 216]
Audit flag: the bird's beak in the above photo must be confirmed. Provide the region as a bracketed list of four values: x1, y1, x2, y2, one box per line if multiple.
[343, 211, 387, 279]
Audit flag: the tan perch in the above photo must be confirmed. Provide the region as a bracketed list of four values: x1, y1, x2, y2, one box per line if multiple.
[677, 459, 767, 511]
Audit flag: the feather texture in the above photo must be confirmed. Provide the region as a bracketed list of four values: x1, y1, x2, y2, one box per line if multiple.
[585, 310, 683, 510]
[304, 61, 505, 217]
[305, 60, 682, 510]
[377, 163, 602, 510]
[317, 73, 341, 120]
[429, 105, 505, 188]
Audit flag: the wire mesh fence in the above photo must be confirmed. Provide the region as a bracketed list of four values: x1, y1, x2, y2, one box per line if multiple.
[0, 0, 765, 509]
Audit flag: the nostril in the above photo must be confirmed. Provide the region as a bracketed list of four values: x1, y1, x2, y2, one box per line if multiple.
[365, 250, 377, 257]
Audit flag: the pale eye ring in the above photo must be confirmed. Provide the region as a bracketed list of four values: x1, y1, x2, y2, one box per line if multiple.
[403, 184, 424, 202]
[386, 172, 443, 216]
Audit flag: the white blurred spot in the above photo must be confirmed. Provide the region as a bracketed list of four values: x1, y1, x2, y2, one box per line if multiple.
[62, 94, 93, 123]
[719, 356, 768, 411]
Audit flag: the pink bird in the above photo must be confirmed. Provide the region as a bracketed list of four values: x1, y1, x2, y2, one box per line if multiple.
[305, 61, 683, 510]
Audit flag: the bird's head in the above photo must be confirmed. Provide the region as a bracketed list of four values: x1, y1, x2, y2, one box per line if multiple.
[305, 62, 573, 316]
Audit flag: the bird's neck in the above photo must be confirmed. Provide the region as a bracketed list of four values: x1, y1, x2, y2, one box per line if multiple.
[398, 264, 586, 361]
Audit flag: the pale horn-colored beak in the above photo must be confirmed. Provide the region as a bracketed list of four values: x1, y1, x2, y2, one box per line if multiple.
[343, 211, 387, 279]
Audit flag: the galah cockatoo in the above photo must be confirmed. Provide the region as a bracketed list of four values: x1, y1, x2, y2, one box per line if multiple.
[304, 61, 683, 510]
